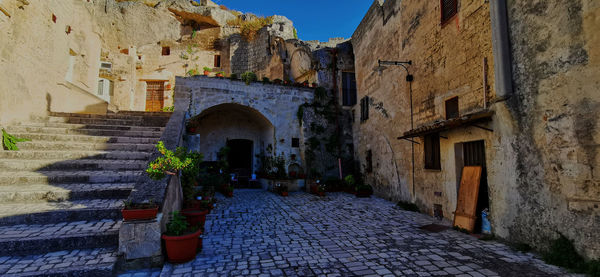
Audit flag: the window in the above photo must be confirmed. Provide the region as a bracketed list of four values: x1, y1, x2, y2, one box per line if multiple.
[291, 138, 300, 148]
[445, 97, 459, 119]
[214, 55, 221, 67]
[162, 46, 170, 56]
[97, 79, 104, 96]
[365, 150, 373, 173]
[360, 96, 369, 122]
[441, 0, 458, 24]
[342, 72, 357, 106]
[424, 133, 441, 170]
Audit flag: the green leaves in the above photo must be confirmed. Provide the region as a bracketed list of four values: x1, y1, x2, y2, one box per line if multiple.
[2, 129, 30, 151]
[165, 211, 189, 236]
[146, 141, 196, 180]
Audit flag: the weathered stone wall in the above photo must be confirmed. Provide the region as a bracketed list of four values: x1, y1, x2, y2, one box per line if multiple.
[352, 0, 600, 259]
[495, 0, 600, 258]
[352, 0, 495, 210]
[178, 76, 315, 175]
[0, 0, 110, 126]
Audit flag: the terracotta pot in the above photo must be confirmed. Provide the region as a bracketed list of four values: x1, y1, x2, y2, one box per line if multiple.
[181, 209, 208, 228]
[162, 228, 202, 263]
[281, 191, 288, 197]
[318, 191, 325, 197]
[310, 184, 318, 194]
[216, 73, 223, 77]
[121, 207, 158, 221]
[203, 71, 210, 76]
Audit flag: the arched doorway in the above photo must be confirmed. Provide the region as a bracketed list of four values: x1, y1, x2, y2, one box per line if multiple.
[189, 103, 275, 178]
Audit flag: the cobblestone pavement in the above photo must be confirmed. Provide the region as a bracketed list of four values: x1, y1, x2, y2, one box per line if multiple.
[0, 247, 118, 275]
[158, 190, 575, 277]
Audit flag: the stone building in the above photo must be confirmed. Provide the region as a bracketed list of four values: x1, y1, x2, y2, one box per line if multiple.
[352, 0, 599, 258]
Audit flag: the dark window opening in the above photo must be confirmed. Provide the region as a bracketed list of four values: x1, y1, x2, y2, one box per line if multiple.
[52, 14, 57, 23]
[441, 0, 458, 24]
[445, 96, 459, 119]
[162, 46, 170, 56]
[360, 96, 369, 122]
[342, 72, 357, 106]
[291, 138, 300, 148]
[214, 55, 221, 67]
[366, 150, 373, 173]
[424, 133, 441, 170]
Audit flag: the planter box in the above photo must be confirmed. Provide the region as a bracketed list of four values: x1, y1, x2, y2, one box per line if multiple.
[121, 207, 158, 221]
[162, 229, 202, 263]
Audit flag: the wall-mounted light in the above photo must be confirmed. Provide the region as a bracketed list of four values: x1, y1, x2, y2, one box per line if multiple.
[376, 60, 414, 82]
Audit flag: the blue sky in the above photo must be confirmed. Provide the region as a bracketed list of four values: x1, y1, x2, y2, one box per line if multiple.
[205, 0, 373, 42]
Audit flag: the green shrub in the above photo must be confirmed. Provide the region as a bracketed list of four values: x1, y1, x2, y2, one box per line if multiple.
[397, 201, 420, 212]
[314, 87, 327, 101]
[165, 211, 189, 236]
[202, 67, 212, 72]
[241, 71, 257, 85]
[543, 234, 586, 272]
[2, 129, 30, 151]
[230, 73, 238, 80]
[262, 77, 270, 84]
[146, 141, 193, 180]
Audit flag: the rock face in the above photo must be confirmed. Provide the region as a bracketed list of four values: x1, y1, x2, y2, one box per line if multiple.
[351, 0, 600, 259]
[0, 0, 351, 125]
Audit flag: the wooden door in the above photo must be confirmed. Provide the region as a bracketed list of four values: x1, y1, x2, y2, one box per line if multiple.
[453, 166, 482, 232]
[145, 81, 164, 112]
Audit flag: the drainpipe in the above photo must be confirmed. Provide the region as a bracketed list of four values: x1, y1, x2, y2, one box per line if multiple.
[489, 0, 513, 99]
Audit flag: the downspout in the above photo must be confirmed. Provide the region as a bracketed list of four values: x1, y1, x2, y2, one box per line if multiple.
[489, 0, 513, 99]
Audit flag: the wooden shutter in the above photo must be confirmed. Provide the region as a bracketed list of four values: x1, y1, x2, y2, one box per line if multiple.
[424, 133, 441, 170]
[214, 55, 221, 67]
[445, 97, 459, 119]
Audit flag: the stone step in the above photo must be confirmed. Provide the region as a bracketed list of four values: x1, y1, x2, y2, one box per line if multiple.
[6, 125, 163, 138]
[45, 116, 145, 126]
[0, 159, 147, 172]
[0, 247, 117, 276]
[0, 183, 135, 203]
[0, 171, 142, 186]
[7, 132, 160, 145]
[0, 199, 124, 226]
[111, 111, 173, 117]
[0, 219, 120, 256]
[16, 141, 155, 152]
[49, 112, 145, 120]
[0, 150, 151, 160]
[21, 122, 165, 132]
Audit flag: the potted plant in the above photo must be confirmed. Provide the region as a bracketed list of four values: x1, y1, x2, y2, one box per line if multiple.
[355, 184, 373, 198]
[203, 67, 212, 76]
[216, 71, 224, 78]
[280, 184, 288, 196]
[312, 82, 318, 88]
[162, 211, 203, 263]
[317, 184, 326, 197]
[182, 198, 211, 228]
[302, 81, 309, 87]
[121, 200, 158, 221]
[344, 175, 356, 194]
[146, 141, 193, 180]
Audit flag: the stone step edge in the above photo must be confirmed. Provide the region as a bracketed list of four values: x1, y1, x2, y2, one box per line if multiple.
[0, 229, 119, 256]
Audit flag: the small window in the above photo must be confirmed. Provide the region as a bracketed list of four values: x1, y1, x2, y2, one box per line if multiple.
[342, 72, 357, 106]
[441, 0, 458, 24]
[365, 150, 373, 173]
[162, 46, 170, 56]
[97, 79, 104, 96]
[360, 96, 369, 122]
[424, 133, 441, 170]
[52, 14, 57, 23]
[214, 55, 221, 67]
[291, 138, 300, 148]
[445, 97, 459, 119]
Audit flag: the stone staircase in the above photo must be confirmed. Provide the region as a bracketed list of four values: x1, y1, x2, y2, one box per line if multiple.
[0, 112, 171, 276]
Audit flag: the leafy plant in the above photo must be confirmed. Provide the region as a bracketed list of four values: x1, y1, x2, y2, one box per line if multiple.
[241, 71, 257, 85]
[146, 141, 193, 180]
[543, 234, 588, 272]
[344, 175, 356, 187]
[262, 77, 270, 84]
[314, 87, 327, 101]
[293, 27, 298, 39]
[216, 71, 225, 76]
[181, 151, 204, 201]
[122, 199, 156, 210]
[203, 67, 212, 72]
[227, 15, 274, 41]
[165, 211, 189, 236]
[397, 201, 420, 212]
[230, 73, 238, 80]
[161, 106, 174, 112]
[2, 129, 30, 151]
[186, 68, 200, 77]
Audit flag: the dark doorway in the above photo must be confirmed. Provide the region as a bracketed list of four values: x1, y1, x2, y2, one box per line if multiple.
[463, 140, 489, 234]
[227, 139, 253, 187]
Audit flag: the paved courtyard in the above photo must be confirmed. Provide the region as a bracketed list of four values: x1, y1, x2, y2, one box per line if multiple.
[156, 190, 574, 277]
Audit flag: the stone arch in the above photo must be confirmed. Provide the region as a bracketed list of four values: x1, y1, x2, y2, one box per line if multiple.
[188, 103, 275, 174]
[289, 47, 315, 83]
